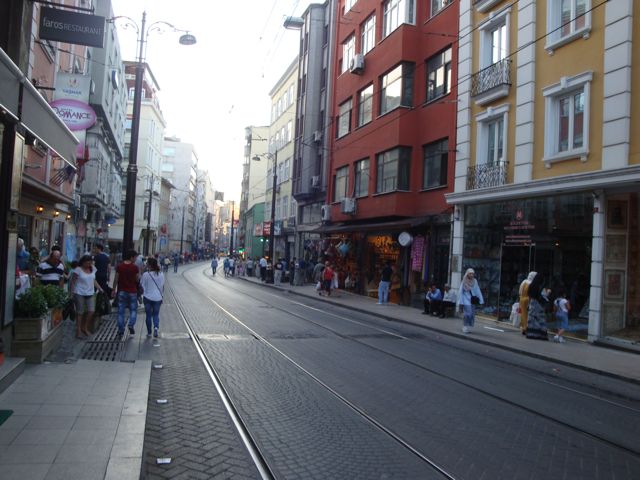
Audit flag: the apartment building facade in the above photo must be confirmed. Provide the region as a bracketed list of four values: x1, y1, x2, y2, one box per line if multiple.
[240, 126, 268, 258]
[325, 0, 460, 304]
[448, 0, 639, 345]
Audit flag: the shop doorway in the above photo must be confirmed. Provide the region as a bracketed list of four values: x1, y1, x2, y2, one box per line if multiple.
[498, 244, 535, 320]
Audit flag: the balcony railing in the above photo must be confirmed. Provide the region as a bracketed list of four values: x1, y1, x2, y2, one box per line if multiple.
[471, 59, 511, 98]
[466, 161, 508, 190]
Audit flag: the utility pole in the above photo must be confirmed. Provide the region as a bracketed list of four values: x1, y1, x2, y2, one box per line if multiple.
[144, 173, 153, 256]
[229, 201, 235, 255]
[179, 204, 185, 257]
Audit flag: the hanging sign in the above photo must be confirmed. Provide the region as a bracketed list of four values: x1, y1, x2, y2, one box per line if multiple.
[39, 7, 105, 48]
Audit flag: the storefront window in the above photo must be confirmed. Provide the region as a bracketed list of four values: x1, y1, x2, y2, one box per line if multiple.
[464, 193, 593, 330]
[602, 193, 639, 341]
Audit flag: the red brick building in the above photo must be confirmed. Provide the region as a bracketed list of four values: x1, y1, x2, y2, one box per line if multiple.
[324, 0, 458, 304]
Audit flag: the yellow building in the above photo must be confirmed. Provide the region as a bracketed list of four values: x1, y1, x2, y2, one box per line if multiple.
[448, 0, 639, 346]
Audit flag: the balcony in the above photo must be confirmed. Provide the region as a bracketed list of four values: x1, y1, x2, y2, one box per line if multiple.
[471, 59, 511, 106]
[466, 161, 508, 190]
[473, 0, 503, 13]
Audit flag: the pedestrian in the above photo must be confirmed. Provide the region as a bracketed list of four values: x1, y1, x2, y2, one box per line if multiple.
[246, 257, 254, 277]
[457, 268, 484, 334]
[163, 256, 170, 273]
[313, 259, 325, 284]
[140, 257, 164, 338]
[423, 283, 442, 315]
[211, 257, 218, 276]
[223, 257, 230, 277]
[93, 244, 111, 298]
[553, 288, 571, 343]
[526, 273, 549, 340]
[289, 258, 296, 286]
[259, 256, 267, 282]
[229, 256, 236, 276]
[519, 271, 536, 335]
[274, 258, 284, 285]
[173, 253, 179, 273]
[69, 254, 103, 339]
[378, 261, 393, 305]
[321, 261, 334, 296]
[111, 250, 140, 337]
[440, 284, 457, 318]
[36, 249, 65, 286]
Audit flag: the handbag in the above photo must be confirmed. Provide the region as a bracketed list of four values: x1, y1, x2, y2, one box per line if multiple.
[471, 295, 480, 305]
[145, 272, 164, 301]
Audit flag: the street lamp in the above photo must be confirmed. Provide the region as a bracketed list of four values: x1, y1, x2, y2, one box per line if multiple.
[143, 173, 155, 256]
[113, 12, 196, 252]
[252, 151, 277, 280]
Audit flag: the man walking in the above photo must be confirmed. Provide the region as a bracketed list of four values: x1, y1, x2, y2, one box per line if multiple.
[259, 256, 267, 282]
[211, 257, 218, 276]
[111, 250, 140, 337]
[93, 244, 111, 301]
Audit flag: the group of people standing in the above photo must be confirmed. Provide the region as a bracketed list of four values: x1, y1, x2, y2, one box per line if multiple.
[518, 271, 570, 343]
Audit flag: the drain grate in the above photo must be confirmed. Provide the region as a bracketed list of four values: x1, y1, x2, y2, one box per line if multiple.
[80, 315, 126, 361]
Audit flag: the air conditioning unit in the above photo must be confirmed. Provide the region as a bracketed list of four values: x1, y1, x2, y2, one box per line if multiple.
[340, 197, 356, 215]
[349, 54, 365, 74]
[79, 204, 88, 221]
[311, 175, 320, 188]
[313, 130, 323, 143]
[321, 204, 331, 221]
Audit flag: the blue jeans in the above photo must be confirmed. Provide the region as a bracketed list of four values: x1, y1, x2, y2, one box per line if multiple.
[144, 298, 162, 333]
[463, 304, 475, 327]
[378, 281, 390, 303]
[117, 291, 138, 333]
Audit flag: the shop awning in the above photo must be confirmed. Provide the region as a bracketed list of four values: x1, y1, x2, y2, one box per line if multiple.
[0, 48, 78, 164]
[316, 215, 442, 234]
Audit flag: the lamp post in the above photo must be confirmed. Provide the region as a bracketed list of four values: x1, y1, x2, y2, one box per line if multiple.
[144, 173, 153, 256]
[115, 12, 196, 252]
[252, 151, 277, 279]
[179, 204, 185, 258]
[229, 200, 235, 255]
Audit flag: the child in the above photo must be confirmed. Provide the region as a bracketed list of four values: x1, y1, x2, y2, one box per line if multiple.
[553, 289, 571, 343]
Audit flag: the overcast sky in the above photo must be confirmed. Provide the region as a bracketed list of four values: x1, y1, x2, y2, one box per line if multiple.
[111, 0, 312, 201]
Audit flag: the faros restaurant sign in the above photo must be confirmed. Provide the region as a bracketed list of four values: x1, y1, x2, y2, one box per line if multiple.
[39, 7, 105, 48]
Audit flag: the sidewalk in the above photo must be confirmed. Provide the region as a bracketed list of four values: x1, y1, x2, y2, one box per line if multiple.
[0, 359, 151, 480]
[238, 274, 640, 384]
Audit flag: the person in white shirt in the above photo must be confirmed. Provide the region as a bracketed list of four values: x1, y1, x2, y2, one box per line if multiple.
[69, 255, 104, 338]
[140, 257, 164, 338]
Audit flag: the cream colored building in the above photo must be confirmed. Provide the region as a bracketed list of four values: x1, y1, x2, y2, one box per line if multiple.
[267, 58, 298, 261]
[448, 0, 639, 346]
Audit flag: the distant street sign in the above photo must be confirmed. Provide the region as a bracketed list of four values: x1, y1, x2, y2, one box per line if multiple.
[39, 7, 105, 48]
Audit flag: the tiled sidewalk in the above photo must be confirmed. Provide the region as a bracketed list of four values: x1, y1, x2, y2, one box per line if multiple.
[0, 359, 151, 480]
[238, 274, 640, 383]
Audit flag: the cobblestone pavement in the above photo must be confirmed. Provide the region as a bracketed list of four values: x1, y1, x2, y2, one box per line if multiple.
[138, 297, 261, 479]
[176, 264, 640, 480]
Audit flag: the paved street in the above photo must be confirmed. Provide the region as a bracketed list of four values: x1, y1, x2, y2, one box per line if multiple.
[136, 263, 640, 480]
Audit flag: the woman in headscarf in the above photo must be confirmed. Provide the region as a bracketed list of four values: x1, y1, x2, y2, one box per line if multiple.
[457, 268, 484, 334]
[518, 271, 537, 335]
[526, 272, 549, 340]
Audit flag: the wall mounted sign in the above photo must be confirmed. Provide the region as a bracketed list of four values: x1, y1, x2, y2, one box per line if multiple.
[39, 7, 105, 48]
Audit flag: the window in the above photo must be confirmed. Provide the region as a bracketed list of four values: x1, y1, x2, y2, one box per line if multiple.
[282, 196, 289, 220]
[337, 98, 352, 138]
[358, 85, 374, 127]
[431, 0, 453, 17]
[426, 47, 452, 102]
[376, 147, 411, 193]
[542, 71, 592, 164]
[479, 10, 510, 69]
[342, 35, 355, 73]
[334, 166, 349, 202]
[383, 0, 415, 38]
[361, 14, 376, 55]
[290, 198, 297, 218]
[476, 104, 509, 165]
[423, 139, 448, 189]
[354, 158, 369, 197]
[287, 121, 293, 143]
[546, 0, 590, 51]
[344, 0, 357, 13]
[380, 63, 414, 114]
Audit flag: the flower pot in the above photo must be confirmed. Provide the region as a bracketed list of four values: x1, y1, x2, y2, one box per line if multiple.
[14, 311, 53, 341]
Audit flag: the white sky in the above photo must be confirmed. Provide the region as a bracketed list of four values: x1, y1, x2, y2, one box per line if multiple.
[110, 0, 313, 201]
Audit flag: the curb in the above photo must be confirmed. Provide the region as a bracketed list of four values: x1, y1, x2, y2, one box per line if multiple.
[237, 276, 640, 386]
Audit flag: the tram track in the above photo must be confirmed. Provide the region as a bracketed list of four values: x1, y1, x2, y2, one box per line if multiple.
[193, 265, 640, 461]
[172, 263, 458, 480]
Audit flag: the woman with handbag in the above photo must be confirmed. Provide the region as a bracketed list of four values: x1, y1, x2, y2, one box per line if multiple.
[457, 268, 484, 334]
[69, 255, 104, 339]
[140, 257, 165, 338]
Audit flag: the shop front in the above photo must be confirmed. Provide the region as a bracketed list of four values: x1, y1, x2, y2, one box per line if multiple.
[462, 193, 593, 336]
[318, 216, 451, 306]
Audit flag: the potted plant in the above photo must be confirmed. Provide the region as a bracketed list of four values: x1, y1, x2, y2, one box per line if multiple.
[41, 285, 69, 328]
[14, 285, 50, 341]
